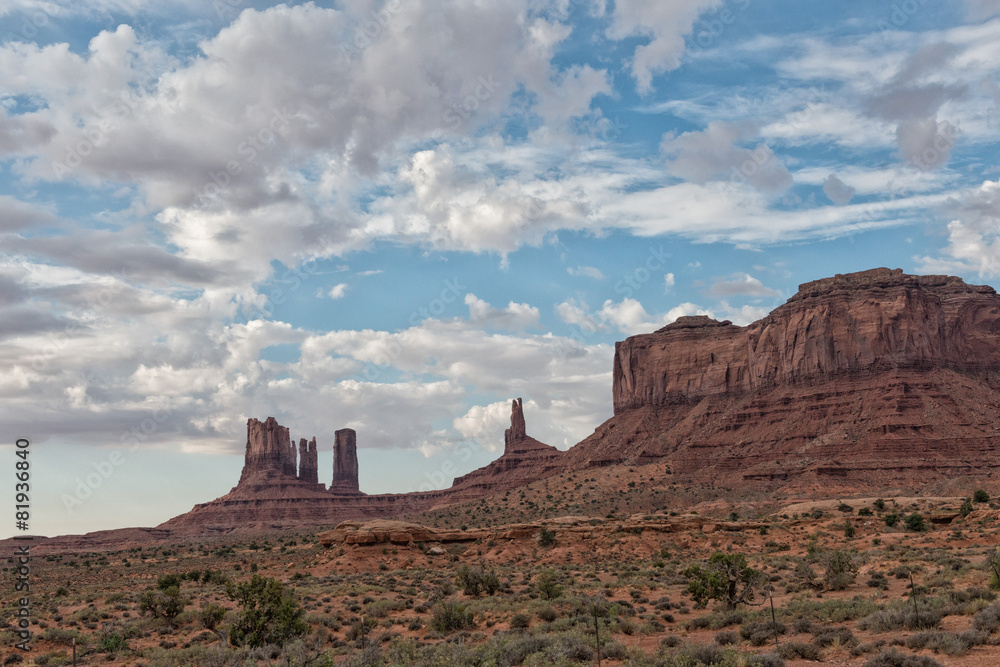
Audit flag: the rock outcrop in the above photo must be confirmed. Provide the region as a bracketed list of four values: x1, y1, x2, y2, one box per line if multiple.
[160, 267, 1000, 534]
[298, 437, 318, 485]
[505, 397, 527, 445]
[239, 417, 298, 484]
[331, 428, 360, 494]
[613, 268, 1000, 412]
[451, 397, 562, 495]
[569, 268, 1000, 490]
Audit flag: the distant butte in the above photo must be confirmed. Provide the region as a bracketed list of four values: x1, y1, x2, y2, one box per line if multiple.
[38, 267, 1000, 541]
[565, 266, 1000, 494]
[158, 396, 556, 533]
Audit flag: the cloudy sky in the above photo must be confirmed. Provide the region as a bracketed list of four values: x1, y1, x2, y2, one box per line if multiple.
[2, 0, 1000, 537]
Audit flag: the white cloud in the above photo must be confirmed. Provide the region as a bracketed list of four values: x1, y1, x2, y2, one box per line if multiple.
[917, 179, 1000, 276]
[664, 272, 675, 292]
[606, 0, 723, 93]
[966, 0, 1000, 19]
[706, 273, 780, 298]
[662, 121, 793, 194]
[567, 265, 604, 279]
[823, 174, 856, 205]
[464, 293, 540, 330]
[328, 283, 348, 299]
[454, 400, 518, 452]
[555, 296, 715, 335]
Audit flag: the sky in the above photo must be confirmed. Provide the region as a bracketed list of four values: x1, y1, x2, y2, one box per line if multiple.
[2, 0, 1000, 538]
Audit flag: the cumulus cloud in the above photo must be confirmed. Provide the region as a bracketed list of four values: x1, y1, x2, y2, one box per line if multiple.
[454, 400, 521, 452]
[555, 296, 716, 335]
[0, 1, 616, 281]
[706, 273, 780, 298]
[917, 179, 1000, 275]
[465, 294, 540, 330]
[606, 0, 722, 93]
[0, 257, 611, 457]
[966, 0, 1000, 18]
[823, 174, 856, 205]
[328, 283, 348, 299]
[662, 122, 793, 194]
[664, 272, 675, 292]
[863, 43, 966, 171]
[567, 265, 604, 279]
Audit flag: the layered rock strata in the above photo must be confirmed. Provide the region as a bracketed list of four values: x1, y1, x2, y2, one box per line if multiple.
[568, 268, 1000, 490]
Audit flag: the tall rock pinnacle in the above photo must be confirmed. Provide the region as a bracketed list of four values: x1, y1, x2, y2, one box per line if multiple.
[331, 428, 360, 493]
[239, 417, 298, 484]
[297, 437, 318, 485]
[504, 397, 527, 451]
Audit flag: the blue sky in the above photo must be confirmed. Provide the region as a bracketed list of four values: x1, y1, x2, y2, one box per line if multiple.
[2, 0, 1000, 537]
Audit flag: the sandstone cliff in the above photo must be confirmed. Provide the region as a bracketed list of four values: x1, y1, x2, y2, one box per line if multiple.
[569, 267, 1000, 490]
[613, 268, 1000, 412]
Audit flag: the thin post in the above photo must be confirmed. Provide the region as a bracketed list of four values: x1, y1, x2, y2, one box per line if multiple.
[594, 602, 602, 667]
[770, 590, 779, 648]
[73, 636, 76, 666]
[360, 613, 366, 649]
[910, 572, 919, 628]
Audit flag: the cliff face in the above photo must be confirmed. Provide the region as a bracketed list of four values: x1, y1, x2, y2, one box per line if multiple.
[569, 268, 1000, 490]
[613, 268, 1000, 412]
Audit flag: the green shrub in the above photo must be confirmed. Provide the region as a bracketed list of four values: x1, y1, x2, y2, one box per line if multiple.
[904, 513, 927, 532]
[536, 569, 563, 600]
[226, 574, 307, 648]
[684, 552, 766, 610]
[455, 565, 500, 597]
[199, 603, 226, 631]
[777, 641, 822, 660]
[960, 499, 974, 517]
[538, 527, 556, 547]
[824, 550, 858, 591]
[974, 489, 990, 503]
[430, 600, 474, 633]
[861, 647, 944, 666]
[883, 513, 899, 527]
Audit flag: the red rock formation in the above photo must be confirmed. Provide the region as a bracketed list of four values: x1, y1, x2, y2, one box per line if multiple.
[613, 268, 1000, 412]
[298, 437, 319, 485]
[451, 397, 562, 495]
[569, 268, 1000, 491]
[331, 428, 360, 494]
[505, 397, 526, 446]
[239, 417, 298, 485]
[159, 267, 1000, 534]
